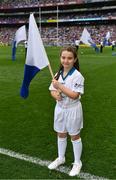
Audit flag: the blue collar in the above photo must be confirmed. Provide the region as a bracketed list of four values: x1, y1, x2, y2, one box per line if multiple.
[61, 67, 76, 80]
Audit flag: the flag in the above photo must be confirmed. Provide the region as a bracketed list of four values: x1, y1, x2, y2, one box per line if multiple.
[12, 25, 27, 60]
[12, 40, 17, 61]
[103, 31, 111, 46]
[15, 25, 27, 47]
[80, 28, 99, 52]
[106, 31, 110, 41]
[80, 28, 93, 45]
[20, 13, 49, 99]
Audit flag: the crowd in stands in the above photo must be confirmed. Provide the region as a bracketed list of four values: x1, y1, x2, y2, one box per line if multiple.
[41, 12, 116, 20]
[0, 0, 84, 8]
[0, 0, 114, 9]
[0, 17, 28, 24]
[0, 0, 114, 8]
[0, 0, 115, 8]
[0, 0, 38, 8]
[41, 25, 116, 46]
[0, 28, 15, 45]
[39, 0, 84, 5]
[0, 25, 116, 46]
[0, 11, 116, 24]
[0, 1, 115, 46]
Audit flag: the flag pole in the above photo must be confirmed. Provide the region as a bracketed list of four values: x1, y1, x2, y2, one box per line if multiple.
[48, 61, 61, 94]
[48, 63, 54, 79]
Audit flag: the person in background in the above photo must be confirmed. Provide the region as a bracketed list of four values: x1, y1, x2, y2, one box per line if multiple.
[112, 40, 115, 51]
[75, 40, 80, 52]
[100, 41, 103, 53]
[24, 40, 28, 58]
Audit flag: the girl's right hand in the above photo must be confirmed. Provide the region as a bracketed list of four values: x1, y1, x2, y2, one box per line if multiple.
[55, 91, 62, 101]
[51, 90, 62, 101]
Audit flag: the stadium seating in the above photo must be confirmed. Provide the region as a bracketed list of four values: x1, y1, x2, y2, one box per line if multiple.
[0, 0, 116, 46]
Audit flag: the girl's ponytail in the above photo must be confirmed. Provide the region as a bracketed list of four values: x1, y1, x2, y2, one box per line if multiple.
[54, 65, 63, 80]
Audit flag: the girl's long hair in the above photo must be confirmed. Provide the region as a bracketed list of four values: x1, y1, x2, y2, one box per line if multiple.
[55, 46, 80, 80]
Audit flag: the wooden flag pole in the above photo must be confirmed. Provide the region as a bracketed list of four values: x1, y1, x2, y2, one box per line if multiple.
[48, 63, 54, 79]
[48, 62, 61, 94]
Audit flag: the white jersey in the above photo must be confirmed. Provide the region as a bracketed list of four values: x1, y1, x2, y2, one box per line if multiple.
[75, 40, 80, 46]
[112, 41, 115, 46]
[49, 67, 84, 135]
[100, 41, 103, 46]
[49, 67, 84, 107]
[24, 41, 28, 48]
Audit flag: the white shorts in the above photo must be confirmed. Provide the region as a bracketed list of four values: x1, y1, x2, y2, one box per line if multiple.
[54, 101, 83, 135]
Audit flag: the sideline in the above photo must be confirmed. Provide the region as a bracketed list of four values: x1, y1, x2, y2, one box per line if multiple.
[0, 147, 108, 179]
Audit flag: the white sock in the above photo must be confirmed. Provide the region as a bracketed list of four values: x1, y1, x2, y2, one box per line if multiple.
[71, 138, 82, 164]
[58, 136, 67, 160]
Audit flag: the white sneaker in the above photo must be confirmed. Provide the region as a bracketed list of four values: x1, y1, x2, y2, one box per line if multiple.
[69, 161, 82, 176]
[48, 157, 65, 170]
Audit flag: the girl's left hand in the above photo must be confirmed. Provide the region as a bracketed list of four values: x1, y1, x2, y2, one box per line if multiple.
[52, 79, 60, 89]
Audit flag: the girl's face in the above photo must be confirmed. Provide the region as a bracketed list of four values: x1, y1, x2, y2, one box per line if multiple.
[60, 50, 76, 70]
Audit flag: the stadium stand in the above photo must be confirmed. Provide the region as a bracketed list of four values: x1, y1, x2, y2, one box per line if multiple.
[0, 0, 116, 46]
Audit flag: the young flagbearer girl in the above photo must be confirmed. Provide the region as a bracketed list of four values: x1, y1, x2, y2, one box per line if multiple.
[48, 46, 84, 176]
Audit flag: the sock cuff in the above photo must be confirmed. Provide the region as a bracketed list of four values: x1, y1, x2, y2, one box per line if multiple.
[58, 136, 67, 142]
[71, 138, 81, 143]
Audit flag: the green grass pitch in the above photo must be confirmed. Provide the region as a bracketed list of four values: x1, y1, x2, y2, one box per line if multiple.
[0, 45, 115, 179]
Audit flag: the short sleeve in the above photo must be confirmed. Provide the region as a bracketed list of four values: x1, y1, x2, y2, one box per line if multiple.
[72, 75, 84, 94]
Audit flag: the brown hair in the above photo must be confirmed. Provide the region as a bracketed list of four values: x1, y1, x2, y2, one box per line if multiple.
[55, 46, 80, 80]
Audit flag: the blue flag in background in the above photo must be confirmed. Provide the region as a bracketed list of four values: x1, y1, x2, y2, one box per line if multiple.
[90, 42, 99, 53]
[12, 40, 17, 61]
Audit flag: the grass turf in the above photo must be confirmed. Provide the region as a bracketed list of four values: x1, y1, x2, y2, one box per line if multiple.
[0, 45, 115, 179]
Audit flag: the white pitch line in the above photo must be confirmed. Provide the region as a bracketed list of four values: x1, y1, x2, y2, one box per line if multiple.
[0, 147, 108, 179]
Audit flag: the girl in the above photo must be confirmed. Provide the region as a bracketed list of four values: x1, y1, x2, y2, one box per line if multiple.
[48, 46, 84, 176]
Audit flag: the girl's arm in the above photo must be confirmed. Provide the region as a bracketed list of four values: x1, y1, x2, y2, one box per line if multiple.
[51, 90, 62, 101]
[52, 79, 80, 100]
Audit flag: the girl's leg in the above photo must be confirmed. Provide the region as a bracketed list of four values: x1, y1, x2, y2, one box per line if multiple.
[71, 134, 82, 164]
[57, 132, 67, 160]
[69, 134, 82, 176]
[48, 132, 67, 170]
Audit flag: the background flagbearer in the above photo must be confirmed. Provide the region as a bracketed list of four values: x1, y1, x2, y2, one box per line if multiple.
[75, 40, 80, 52]
[112, 40, 115, 51]
[24, 40, 28, 58]
[100, 41, 103, 53]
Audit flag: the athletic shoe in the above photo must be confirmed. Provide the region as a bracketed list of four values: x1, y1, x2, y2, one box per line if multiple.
[48, 157, 65, 170]
[69, 161, 82, 176]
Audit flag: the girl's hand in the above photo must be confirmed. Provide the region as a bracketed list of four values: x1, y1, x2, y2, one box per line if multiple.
[56, 91, 62, 101]
[52, 79, 60, 89]
[51, 90, 62, 101]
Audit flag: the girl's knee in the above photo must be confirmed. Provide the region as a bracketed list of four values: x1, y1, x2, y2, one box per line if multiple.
[57, 132, 67, 138]
[71, 134, 80, 141]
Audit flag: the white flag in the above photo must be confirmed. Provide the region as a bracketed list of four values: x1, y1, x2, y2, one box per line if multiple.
[105, 31, 110, 41]
[103, 31, 111, 46]
[15, 25, 27, 47]
[26, 13, 49, 69]
[12, 25, 27, 60]
[80, 28, 99, 52]
[80, 28, 94, 45]
[20, 13, 49, 98]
